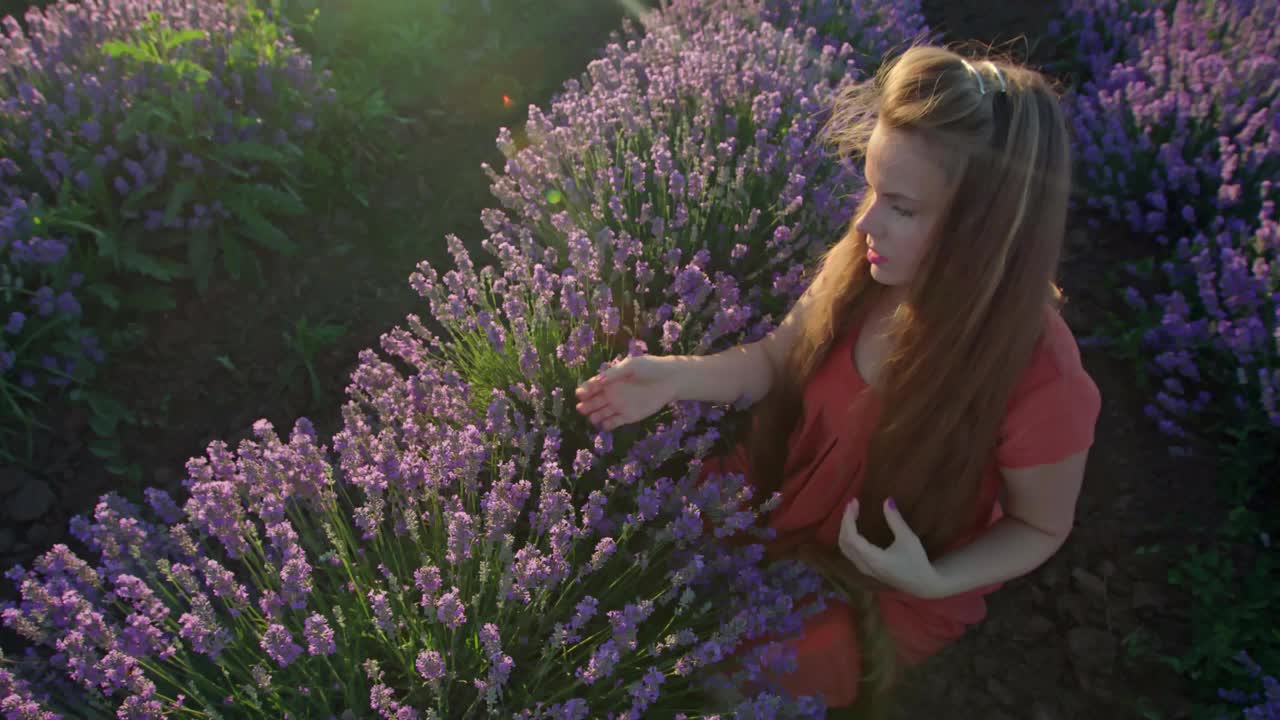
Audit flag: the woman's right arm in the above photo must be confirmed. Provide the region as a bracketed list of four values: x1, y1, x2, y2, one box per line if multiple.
[575, 271, 827, 429]
[667, 271, 826, 407]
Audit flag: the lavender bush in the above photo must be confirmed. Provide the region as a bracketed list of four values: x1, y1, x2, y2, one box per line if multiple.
[1066, 0, 1279, 242]
[1103, 185, 1280, 453]
[0, 0, 336, 303]
[481, 3, 872, 358]
[1046, 0, 1174, 85]
[1065, 0, 1280, 449]
[0, 350, 830, 717]
[0, 191, 105, 462]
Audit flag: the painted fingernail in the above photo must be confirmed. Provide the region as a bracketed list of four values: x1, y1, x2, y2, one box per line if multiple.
[887, 497, 897, 511]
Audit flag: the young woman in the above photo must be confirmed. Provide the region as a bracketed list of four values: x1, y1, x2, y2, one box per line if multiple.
[574, 44, 1101, 714]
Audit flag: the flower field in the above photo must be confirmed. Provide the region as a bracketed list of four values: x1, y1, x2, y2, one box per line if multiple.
[1, 0, 1276, 718]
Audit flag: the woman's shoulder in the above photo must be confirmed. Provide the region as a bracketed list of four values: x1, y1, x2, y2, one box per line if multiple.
[1012, 304, 1093, 396]
[996, 304, 1102, 468]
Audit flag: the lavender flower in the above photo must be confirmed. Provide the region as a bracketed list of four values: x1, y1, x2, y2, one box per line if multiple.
[303, 613, 336, 657]
[260, 623, 303, 668]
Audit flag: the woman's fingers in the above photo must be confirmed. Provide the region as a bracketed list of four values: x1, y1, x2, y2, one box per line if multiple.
[577, 394, 611, 414]
[590, 407, 620, 425]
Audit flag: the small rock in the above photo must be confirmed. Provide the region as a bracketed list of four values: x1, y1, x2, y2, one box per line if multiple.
[1056, 593, 1089, 625]
[1067, 626, 1117, 671]
[1072, 567, 1107, 598]
[1039, 564, 1066, 589]
[9, 478, 56, 523]
[1131, 581, 1168, 610]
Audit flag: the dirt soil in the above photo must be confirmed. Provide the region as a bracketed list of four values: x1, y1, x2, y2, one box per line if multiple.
[1, 2, 1221, 719]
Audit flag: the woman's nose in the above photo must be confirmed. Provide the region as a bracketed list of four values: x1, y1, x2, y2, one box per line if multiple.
[854, 203, 879, 237]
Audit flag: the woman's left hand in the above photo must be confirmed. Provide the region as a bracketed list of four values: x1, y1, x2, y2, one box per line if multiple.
[838, 497, 949, 599]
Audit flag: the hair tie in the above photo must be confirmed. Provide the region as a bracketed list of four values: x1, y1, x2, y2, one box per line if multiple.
[984, 60, 1008, 93]
[960, 58, 985, 95]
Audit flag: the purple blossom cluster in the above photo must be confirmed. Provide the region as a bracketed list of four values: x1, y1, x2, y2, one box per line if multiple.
[0, 663, 59, 720]
[1065, 0, 1280, 447]
[0, 0, 335, 288]
[1220, 651, 1280, 720]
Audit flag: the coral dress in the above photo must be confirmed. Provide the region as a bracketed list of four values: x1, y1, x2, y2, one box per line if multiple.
[700, 305, 1102, 707]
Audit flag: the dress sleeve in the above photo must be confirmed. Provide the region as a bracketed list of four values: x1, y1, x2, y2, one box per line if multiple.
[996, 366, 1102, 469]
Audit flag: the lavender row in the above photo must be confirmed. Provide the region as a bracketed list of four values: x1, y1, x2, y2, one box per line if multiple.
[1065, 0, 1280, 450]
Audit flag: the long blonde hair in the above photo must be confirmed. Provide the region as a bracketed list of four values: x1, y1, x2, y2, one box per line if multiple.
[748, 44, 1073, 712]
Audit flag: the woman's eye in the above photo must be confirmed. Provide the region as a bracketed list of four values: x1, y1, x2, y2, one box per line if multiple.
[893, 205, 915, 218]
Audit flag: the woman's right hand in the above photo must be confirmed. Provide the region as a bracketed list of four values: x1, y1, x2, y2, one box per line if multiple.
[574, 355, 683, 431]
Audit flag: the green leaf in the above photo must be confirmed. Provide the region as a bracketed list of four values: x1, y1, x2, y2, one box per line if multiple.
[84, 390, 131, 421]
[188, 230, 214, 294]
[85, 282, 121, 311]
[164, 179, 197, 224]
[164, 28, 208, 50]
[245, 183, 306, 216]
[88, 413, 120, 438]
[122, 285, 177, 313]
[225, 194, 297, 254]
[88, 439, 119, 459]
[46, 217, 107, 240]
[221, 231, 246, 280]
[101, 40, 150, 61]
[119, 245, 185, 281]
[220, 141, 290, 165]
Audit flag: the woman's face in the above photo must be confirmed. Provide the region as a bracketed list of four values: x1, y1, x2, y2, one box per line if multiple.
[854, 120, 951, 295]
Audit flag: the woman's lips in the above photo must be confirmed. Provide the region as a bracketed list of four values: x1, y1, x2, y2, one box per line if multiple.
[867, 248, 887, 265]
